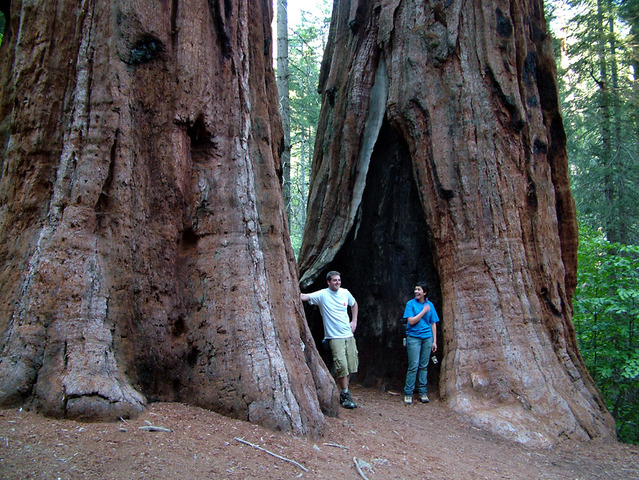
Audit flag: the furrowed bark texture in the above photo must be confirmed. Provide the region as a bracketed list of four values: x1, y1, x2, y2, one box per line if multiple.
[298, 0, 616, 445]
[0, 0, 337, 434]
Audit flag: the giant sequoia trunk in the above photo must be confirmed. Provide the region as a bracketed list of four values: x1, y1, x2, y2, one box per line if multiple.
[0, 0, 337, 434]
[298, 0, 617, 445]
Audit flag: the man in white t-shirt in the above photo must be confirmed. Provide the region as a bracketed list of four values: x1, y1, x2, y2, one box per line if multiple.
[301, 271, 359, 409]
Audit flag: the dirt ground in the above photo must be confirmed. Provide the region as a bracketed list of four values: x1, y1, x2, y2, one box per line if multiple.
[1, 385, 637, 480]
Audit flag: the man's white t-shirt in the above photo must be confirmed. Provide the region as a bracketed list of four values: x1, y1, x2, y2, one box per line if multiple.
[307, 288, 356, 339]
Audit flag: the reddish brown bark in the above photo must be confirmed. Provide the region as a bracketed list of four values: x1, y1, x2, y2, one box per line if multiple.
[298, 0, 616, 445]
[0, 0, 336, 434]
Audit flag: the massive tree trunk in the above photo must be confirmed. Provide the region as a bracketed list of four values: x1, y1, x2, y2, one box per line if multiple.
[298, 0, 617, 446]
[0, 0, 337, 434]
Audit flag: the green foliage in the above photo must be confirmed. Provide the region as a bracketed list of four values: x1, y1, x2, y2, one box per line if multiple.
[554, 0, 639, 244]
[285, 3, 331, 255]
[574, 224, 639, 443]
[0, 12, 5, 46]
[547, 0, 639, 443]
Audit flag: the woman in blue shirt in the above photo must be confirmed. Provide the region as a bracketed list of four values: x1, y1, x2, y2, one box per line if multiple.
[403, 281, 439, 405]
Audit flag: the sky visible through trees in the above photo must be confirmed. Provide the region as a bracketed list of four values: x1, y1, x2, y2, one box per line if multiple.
[277, 0, 322, 26]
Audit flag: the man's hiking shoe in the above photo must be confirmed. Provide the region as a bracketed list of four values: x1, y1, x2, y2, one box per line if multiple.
[404, 395, 413, 405]
[340, 391, 358, 409]
[420, 394, 430, 403]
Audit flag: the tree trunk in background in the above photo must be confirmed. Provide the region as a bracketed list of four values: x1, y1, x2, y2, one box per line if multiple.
[595, 0, 616, 243]
[276, 0, 292, 219]
[0, 0, 337, 434]
[298, 0, 616, 446]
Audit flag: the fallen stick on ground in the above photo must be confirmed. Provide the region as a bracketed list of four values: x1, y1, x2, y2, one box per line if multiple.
[234, 437, 309, 473]
[138, 425, 172, 432]
[353, 457, 370, 480]
[323, 442, 349, 449]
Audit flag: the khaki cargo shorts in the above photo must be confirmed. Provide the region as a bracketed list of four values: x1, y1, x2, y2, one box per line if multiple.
[329, 336, 359, 378]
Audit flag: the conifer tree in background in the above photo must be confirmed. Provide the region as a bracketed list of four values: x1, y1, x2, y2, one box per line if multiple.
[0, 11, 6, 45]
[558, 0, 639, 244]
[548, 0, 639, 443]
[276, 0, 292, 219]
[286, 4, 331, 254]
[618, 0, 638, 175]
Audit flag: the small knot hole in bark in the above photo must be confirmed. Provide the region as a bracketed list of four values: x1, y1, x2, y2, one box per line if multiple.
[128, 35, 164, 65]
[187, 116, 212, 151]
[186, 115, 217, 164]
[533, 138, 548, 155]
[325, 86, 337, 107]
[526, 95, 539, 107]
[433, 2, 447, 25]
[187, 346, 199, 367]
[439, 187, 455, 200]
[526, 174, 538, 211]
[172, 316, 187, 337]
[181, 227, 198, 248]
[496, 8, 513, 38]
[523, 52, 538, 86]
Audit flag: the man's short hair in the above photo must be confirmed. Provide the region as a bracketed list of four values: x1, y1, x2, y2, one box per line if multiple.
[326, 270, 341, 281]
[416, 281, 429, 296]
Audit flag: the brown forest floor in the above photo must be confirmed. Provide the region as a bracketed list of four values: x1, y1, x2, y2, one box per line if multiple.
[1, 385, 637, 480]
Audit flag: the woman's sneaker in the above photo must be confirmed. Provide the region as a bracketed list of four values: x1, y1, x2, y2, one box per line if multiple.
[404, 395, 413, 405]
[420, 394, 430, 403]
[340, 391, 358, 409]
